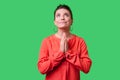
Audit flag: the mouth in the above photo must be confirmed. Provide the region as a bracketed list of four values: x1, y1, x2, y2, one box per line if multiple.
[58, 22, 67, 24]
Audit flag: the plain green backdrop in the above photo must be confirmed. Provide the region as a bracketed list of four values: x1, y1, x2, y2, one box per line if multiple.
[0, 0, 120, 80]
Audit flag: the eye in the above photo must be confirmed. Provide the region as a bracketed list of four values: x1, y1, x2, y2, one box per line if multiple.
[64, 13, 69, 17]
[56, 14, 60, 17]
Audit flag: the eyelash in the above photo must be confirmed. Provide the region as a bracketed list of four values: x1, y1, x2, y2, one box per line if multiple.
[64, 14, 69, 17]
[57, 14, 60, 17]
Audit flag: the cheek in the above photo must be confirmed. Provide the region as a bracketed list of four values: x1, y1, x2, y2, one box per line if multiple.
[66, 17, 72, 21]
[54, 20, 58, 24]
[67, 19, 72, 23]
[68, 20, 72, 25]
[54, 18, 59, 22]
[54, 20, 59, 26]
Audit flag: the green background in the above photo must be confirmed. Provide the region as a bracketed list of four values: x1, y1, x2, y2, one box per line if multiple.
[0, 0, 120, 80]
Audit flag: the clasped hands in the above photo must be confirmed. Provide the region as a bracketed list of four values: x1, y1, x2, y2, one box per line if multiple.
[60, 33, 69, 53]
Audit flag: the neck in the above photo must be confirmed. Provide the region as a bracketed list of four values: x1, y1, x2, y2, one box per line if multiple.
[55, 29, 72, 39]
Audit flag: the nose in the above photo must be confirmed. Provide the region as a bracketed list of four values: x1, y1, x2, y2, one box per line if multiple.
[61, 15, 65, 20]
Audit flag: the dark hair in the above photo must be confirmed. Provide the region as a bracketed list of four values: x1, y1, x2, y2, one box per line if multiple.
[54, 4, 73, 20]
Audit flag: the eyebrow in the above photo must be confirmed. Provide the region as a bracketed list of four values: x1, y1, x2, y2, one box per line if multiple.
[56, 12, 69, 15]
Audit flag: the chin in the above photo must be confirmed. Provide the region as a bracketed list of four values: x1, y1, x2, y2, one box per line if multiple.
[58, 26, 66, 28]
[58, 26, 69, 30]
[58, 24, 68, 27]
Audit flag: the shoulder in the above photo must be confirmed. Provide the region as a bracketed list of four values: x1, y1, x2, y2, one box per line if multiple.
[73, 34, 85, 42]
[41, 34, 55, 43]
[73, 34, 88, 47]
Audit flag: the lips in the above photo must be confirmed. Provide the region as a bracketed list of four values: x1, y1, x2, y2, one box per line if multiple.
[58, 22, 67, 24]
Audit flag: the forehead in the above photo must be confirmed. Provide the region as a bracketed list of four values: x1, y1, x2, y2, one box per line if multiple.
[55, 8, 70, 14]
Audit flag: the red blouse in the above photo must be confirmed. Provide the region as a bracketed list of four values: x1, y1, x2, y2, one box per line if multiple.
[37, 34, 92, 80]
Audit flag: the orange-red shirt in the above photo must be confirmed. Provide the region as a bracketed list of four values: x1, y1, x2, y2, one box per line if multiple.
[37, 34, 92, 80]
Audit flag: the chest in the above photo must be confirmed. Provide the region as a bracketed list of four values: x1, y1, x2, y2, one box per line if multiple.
[47, 39, 81, 54]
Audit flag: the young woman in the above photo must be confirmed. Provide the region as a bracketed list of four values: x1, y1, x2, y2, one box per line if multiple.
[37, 4, 92, 80]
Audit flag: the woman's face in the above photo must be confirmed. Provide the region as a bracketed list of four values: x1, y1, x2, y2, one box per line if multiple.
[54, 8, 72, 29]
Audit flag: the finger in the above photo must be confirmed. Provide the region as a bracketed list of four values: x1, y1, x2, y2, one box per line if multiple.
[62, 33, 67, 39]
[60, 36, 66, 52]
[64, 39, 68, 52]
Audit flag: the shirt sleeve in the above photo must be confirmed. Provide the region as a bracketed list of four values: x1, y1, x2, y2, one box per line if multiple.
[65, 39, 92, 73]
[37, 38, 65, 74]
